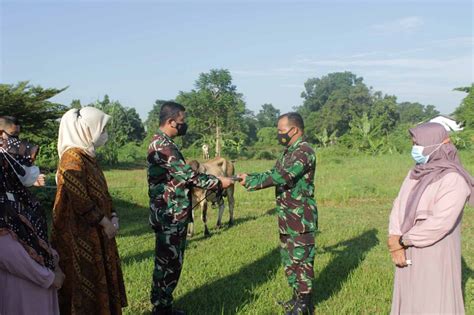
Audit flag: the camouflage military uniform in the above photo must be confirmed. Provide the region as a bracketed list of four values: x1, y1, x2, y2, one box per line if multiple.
[244, 137, 317, 295]
[147, 130, 221, 311]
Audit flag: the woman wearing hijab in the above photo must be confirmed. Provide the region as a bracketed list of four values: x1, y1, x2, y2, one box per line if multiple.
[388, 122, 473, 314]
[52, 107, 127, 315]
[0, 119, 64, 315]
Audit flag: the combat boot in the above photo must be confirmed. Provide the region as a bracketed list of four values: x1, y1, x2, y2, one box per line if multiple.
[278, 289, 297, 311]
[286, 293, 314, 315]
[152, 306, 186, 315]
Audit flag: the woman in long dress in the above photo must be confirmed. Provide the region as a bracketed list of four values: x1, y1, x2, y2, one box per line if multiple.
[388, 122, 473, 314]
[52, 107, 127, 315]
[0, 122, 63, 315]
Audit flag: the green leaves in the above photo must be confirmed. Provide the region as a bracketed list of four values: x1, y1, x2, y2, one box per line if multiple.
[453, 84, 474, 129]
[91, 95, 145, 165]
[0, 81, 67, 143]
[176, 68, 249, 152]
[256, 104, 280, 128]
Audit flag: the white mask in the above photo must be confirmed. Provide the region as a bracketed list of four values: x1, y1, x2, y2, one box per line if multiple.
[17, 165, 40, 187]
[94, 131, 108, 147]
[410, 138, 449, 165]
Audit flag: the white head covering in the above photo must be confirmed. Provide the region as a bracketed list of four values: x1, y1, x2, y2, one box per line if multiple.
[57, 107, 111, 158]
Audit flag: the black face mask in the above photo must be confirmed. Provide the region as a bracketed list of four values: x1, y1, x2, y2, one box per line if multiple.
[174, 122, 188, 136]
[277, 127, 295, 146]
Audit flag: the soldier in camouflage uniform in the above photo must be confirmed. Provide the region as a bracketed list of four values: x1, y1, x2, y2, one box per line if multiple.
[147, 102, 233, 315]
[238, 112, 317, 315]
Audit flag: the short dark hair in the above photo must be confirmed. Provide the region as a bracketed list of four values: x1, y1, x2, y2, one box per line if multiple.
[278, 112, 304, 131]
[159, 102, 186, 126]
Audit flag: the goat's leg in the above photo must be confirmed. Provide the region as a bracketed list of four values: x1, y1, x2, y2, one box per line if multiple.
[202, 201, 211, 237]
[216, 200, 225, 229]
[228, 187, 235, 226]
[188, 208, 195, 237]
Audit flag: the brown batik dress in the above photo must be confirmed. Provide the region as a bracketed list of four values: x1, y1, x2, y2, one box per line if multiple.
[51, 147, 127, 315]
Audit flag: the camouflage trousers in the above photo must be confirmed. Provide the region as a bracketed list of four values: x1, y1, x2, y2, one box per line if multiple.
[280, 233, 316, 294]
[151, 223, 188, 311]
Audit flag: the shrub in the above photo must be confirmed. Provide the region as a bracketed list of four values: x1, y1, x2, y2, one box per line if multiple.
[450, 129, 474, 150]
[117, 142, 144, 163]
[255, 150, 275, 160]
[36, 140, 59, 171]
[256, 127, 278, 146]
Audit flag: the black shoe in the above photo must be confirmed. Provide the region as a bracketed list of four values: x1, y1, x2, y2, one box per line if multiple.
[152, 306, 186, 315]
[287, 294, 314, 315]
[171, 309, 186, 315]
[279, 291, 297, 312]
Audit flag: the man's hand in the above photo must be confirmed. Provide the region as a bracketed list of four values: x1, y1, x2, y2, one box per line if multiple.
[218, 176, 233, 189]
[33, 174, 46, 187]
[237, 173, 248, 186]
[100, 217, 118, 239]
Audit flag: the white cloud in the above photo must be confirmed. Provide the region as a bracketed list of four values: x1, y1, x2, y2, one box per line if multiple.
[372, 16, 424, 33]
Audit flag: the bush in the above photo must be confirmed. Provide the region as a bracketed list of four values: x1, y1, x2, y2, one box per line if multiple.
[255, 150, 275, 160]
[181, 147, 202, 160]
[451, 129, 474, 150]
[117, 142, 144, 163]
[36, 140, 59, 171]
[385, 123, 414, 153]
[240, 149, 256, 160]
[256, 127, 278, 146]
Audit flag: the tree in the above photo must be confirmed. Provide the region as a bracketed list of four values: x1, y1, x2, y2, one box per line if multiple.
[453, 84, 474, 128]
[176, 69, 248, 156]
[314, 128, 338, 147]
[299, 71, 365, 115]
[256, 103, 280, 128]
[343, 113, 393, 154]
[90, 95, 145, 164]
[92, 95, 145, 145]
[300, 72, 372, 139]
[126, 107, 146, 142]
[243, 109, 259, 144]
[397, 102, 439, 124]
[0, 81, 67, 143]
[369, 92, 400, 134]
[70, 99, 82, 109]
[257, 127, 278, 146]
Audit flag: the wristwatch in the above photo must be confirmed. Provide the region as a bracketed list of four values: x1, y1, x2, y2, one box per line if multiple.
[399, 236, 406, 247]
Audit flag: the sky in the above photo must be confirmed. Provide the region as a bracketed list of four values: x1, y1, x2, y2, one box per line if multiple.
[1, 0, 473, 120]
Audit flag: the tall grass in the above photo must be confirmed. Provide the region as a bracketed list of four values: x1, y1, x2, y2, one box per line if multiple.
[104, 151, 473, 314]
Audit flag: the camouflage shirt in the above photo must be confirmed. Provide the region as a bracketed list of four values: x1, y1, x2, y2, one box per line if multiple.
[245, 137, 318, 236]
[147, 130, 220, 228]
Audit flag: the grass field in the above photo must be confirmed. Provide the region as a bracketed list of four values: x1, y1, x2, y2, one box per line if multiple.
[104, 151, 474, 315]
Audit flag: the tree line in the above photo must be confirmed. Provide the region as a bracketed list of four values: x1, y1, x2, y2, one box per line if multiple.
[1, 70, 472, 167]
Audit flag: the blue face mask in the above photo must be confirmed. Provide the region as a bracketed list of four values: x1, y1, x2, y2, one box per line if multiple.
[411, 142, 444, 165]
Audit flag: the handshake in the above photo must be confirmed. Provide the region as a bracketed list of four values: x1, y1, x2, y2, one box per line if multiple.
[217, 174, 248, 189]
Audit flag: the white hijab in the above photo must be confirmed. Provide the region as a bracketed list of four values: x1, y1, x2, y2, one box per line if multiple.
[57, 107, 111, 158]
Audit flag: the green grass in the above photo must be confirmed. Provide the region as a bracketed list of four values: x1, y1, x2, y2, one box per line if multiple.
[104, 151, 474, 315]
